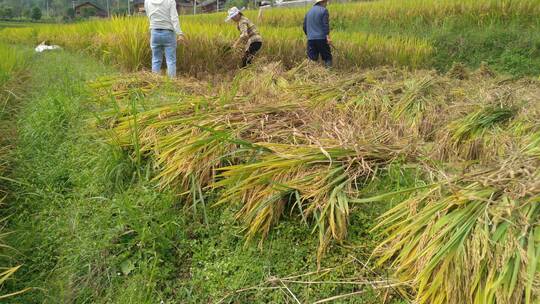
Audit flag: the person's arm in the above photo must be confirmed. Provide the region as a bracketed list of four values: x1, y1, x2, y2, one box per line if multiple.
[323, 8, 331, 44]
[233, 20, 249, 48]
[322, 9, 330, 37]
[238, 21, 249, 43]
[170, 0, 183, 36]
[303, 14, 307, 35]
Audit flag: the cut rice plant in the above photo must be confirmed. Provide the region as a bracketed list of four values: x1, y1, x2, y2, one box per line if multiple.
[214, 139, 403, 263]
[374, 155, 540, 303]
[101, 91, 302, 190]
[524, 131, 540, 158]
[89, 63, 540, 298]
[451, 106, 516, 143]
[439, 104, 517, 161]
[391, 75, 437, 137]
[287, 72, 368, 104]
[88, 73, 164, 102]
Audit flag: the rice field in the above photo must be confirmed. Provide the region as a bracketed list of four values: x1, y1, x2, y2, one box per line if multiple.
[0, 17, 433, 73]
[86, 61, 540, 302]
[1, 0, 539, 302]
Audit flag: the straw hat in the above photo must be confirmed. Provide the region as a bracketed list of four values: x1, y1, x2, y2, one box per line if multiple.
[225, 7, 244, 22]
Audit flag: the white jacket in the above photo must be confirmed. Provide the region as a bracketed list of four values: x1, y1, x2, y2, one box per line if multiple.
[145, 0, 183, 36]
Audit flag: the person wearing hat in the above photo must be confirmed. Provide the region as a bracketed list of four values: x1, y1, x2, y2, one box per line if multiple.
[226, 7, 263, 68]
[303, 0, 332, 68]
[145, 0, 186, 78]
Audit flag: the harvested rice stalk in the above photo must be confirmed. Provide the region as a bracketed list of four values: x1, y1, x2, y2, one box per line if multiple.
[391, 75, 438, 137]
[375, 138, 540, 304]
[104, 95, 303, 190]
[287, 74, 368, 104]
[88, 73, 161, 102]
[214, 139, 403, 264]
[477, 61, 496, 78]
[447, 62, 469, 80]
[438, 105, 517, 161]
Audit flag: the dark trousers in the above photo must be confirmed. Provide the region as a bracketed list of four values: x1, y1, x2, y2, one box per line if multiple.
[242, 41, 262, 67]
[307, 39, 332, 67]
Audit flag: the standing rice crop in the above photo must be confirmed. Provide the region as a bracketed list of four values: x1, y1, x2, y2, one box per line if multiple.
[0, 44, 29, 89]
[0, 14, 433, 74]
[205, 0, 540, 29]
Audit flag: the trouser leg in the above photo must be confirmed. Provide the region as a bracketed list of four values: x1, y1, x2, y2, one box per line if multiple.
[320, 40, 333, 68]
[307, 40, 320, 61]
[150, 30, 164, 74]
[242, 41, 262, 67]
[164, 31, 177, 78]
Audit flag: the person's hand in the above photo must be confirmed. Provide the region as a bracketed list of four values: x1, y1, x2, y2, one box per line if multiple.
[231, 42, 243, 54]
[177, 34, 187, 45]
[326, 35, 333, 46]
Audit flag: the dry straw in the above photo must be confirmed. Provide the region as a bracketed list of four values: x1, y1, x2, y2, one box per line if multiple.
[90, 62, 539, 281]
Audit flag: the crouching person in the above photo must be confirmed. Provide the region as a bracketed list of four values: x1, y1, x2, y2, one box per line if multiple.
[226, 7, 263, 68]
[145, 0, 186, 78]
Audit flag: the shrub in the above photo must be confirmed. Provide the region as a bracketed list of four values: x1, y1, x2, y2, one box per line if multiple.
[31, 6, 42, 21]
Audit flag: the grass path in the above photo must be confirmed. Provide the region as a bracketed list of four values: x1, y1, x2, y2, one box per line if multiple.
[1, 49, 392, 303]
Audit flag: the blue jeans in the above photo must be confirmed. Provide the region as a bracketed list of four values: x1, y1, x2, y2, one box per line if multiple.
[150, 29, 177, 78]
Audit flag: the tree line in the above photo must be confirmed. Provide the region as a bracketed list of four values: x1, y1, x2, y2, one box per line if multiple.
[0, 0, 131, 20]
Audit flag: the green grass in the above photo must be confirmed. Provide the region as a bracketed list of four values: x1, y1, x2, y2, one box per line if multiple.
[1, 49, 406, 303]
[0, 21, 34, 29]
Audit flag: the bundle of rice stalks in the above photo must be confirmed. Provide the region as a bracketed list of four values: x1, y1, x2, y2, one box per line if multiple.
[438, 104, 517, 161]
[102, 94, 303, 190]
[214, 138, 404, 263]
[524, 131, 540, 158]
[477, 61, 496, 78]
[447, 62, 469, 80]
[374, 133, 540, 304]
[88, 73, 163, 102]
[287, 73, 368, 105]
[391, 75, 438, 137]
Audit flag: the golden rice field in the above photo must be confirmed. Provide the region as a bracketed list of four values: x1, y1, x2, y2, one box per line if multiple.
[191, 0, 540, 27]
[0, 18, 432, 73]
[1, 0, 540, 302]
[1, 0, 538, 75]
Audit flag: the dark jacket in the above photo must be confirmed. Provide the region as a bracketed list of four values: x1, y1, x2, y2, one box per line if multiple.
[303, 4, 330, 41]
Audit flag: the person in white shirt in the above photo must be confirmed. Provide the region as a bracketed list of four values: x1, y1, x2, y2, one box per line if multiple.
[144, 0, 185, 78]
